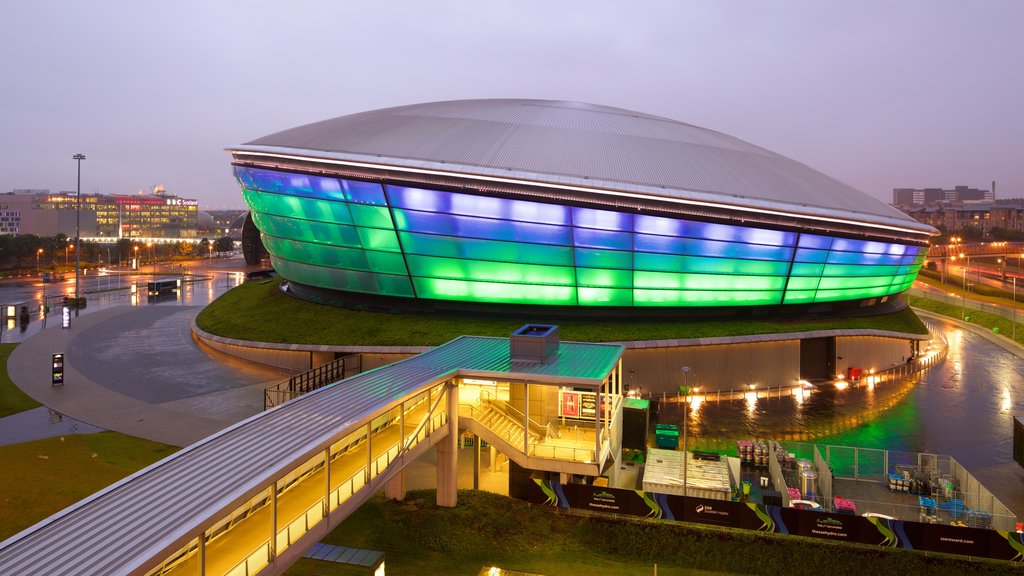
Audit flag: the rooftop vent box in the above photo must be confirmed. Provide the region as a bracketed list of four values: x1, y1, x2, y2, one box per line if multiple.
[510, 324, 560, 363]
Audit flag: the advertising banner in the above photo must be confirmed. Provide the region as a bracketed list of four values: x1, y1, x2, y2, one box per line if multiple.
[511, 479, 1023, 563]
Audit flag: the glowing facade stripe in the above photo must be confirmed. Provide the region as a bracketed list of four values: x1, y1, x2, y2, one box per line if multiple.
[229, 149, 935, 238]
[236, 167, 925, 308]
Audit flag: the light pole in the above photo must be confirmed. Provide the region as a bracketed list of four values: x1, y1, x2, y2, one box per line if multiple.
[960, 254, 969, 320]
[680, 366, 692, 498]
[73, 153, 85, 301]
[133, 245, 139, 271]
[36, 248, 42, 271]
[65, 243, 71, 268]
[1014, 277, 1017, 343]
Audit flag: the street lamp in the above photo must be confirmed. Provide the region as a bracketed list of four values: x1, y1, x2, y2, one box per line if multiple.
[65, 243, 72, 268]
[133, 245, 139, 270]
[680, 366, 692, 498]
[961, 253, 969, 320]
[73, 153, 85, 301]
[1014, 277, 1017, 343]
[36, 248, 42, 271]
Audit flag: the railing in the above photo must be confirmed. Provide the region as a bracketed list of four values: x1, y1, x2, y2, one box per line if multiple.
[220, 539, 269, 576]
[264, 354, 363, 410]
[460, 403, 597, 464]
[275, 498, 325, 555]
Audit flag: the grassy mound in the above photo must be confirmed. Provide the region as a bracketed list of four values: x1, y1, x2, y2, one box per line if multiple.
[197, 279, 928, 346]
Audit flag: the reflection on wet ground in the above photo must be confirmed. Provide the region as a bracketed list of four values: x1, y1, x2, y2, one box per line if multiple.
[660, 319, 1024, 472]
[0, 406, 104, 446]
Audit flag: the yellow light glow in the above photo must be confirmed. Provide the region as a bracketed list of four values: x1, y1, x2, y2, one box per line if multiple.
[835, 381, 849, 390]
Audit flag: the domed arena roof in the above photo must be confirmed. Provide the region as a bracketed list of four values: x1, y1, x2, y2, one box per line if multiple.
[231, 99, 934, 238]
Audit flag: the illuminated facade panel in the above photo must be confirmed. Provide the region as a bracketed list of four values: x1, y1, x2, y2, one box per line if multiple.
[236, 166, 924, 309]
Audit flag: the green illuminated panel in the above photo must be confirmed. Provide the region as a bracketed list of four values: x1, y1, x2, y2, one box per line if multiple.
[578, 287, 632, 306]
[575, 249, 633, 270]
[822, 264, 901, 277]
[262, 235, 408, 275]
[271, 257, 414, 297]
[634, 252, 790, 275]
[634, 289, 782, 306]
[817, 276, 896, 290]
[398, 232, 572, 266]
[412, 278, 576, 305]
[790, 263, 825, 276]
[635, 271, 787, 291]
[813, 286, 891, 302]
[576, 268, 632, 288]
[348, 204, 397, 229]
[406, 255, 575, 285]
[253, 212, 401, 252]
[783, 290, 817, 304]
[246, 189, 355, 225]
[786, 277, 820, 291]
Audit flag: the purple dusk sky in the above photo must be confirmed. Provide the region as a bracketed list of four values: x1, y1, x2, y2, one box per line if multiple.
[1, 1, 1021, 210]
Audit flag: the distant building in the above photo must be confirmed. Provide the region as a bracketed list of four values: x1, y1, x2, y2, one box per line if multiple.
[893, 184, 994, 207]
[2, 187, 199, 238]
[0, 192, 98, 237]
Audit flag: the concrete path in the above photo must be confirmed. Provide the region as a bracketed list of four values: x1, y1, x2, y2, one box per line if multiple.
[6, 305, 290, 447]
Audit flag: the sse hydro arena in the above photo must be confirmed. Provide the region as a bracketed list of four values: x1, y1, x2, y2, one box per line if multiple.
[228, 99, 936, 316]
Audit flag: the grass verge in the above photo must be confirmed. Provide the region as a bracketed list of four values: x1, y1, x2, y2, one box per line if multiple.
[197, 279, 928, 346]
[286, 490, 1017, 576]
[0, 344, 40, 417]
[0, 432, 177, 540]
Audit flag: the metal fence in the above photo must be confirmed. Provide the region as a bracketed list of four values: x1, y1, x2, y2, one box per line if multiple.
[781, 441, 1016, 531]
[264, 354, 363, 410]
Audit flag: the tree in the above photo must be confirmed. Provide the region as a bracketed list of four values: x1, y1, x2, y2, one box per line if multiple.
[115, 238, 133, 267]
[177, 241, 193, 257]
[214, 236, 233, 254]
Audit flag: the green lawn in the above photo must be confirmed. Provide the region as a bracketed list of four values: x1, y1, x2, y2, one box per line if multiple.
[197, 279, 928, 346]
[0, 343, 40, 417]
[285, 490, 1016, 576]
[0, 432, 177, 540]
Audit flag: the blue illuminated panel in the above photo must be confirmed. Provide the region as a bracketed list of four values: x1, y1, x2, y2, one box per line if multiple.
[235, 166, 925, 308]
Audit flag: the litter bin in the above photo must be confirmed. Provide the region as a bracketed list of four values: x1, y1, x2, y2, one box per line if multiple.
[800, 469, 819, 501]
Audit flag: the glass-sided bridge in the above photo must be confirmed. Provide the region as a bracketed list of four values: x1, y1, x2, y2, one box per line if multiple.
[0, 335, 623, 576]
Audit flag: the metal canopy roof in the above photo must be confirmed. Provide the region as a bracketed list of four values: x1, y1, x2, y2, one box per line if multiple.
[0, 336, 623, 576]
[231, 99, 934, 237]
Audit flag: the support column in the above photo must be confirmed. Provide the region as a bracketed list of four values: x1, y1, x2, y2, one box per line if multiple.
[473, 437, 480, 490]
[385, 469, 406, 501]
[436, 382, 459, 507]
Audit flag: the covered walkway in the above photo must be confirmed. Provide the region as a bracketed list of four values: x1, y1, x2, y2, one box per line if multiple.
[0, 333, 622, 576]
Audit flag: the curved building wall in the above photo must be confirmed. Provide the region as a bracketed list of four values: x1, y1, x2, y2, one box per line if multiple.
[235, 166, 925, 308]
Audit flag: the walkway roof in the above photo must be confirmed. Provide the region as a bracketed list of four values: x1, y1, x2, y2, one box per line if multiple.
[0, 335, 623, 576]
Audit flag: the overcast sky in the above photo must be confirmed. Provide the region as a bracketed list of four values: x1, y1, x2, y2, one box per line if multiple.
[1, 1, 1021, 209]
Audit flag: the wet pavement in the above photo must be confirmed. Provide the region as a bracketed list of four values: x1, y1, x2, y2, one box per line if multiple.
[661, 313, 1024, 515]
[0, 406, 103, 446]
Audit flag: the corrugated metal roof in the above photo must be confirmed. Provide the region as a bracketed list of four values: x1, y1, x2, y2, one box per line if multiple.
[233, 99, 933, 236]
[0, 336, 622, 576]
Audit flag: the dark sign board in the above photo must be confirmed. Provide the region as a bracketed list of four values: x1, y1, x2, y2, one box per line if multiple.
[514, 478, 1024, 563]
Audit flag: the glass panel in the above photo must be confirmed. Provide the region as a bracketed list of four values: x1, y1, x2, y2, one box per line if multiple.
[634, 252, 790, 275]
[635, 271, 787, 291]
[572, 207, 633, 231]
[817, 275, 897, 290]
[576, 267, 632, 288]
[204, 487, 272, 576]
[573, 227, 633, 250]
[574, 248, 632, 269]
[392, 209, 572, 245]
[634, 234, 794, 261]
[826, 251, 904, 266]
[579, 287, 632, 306]
[246, 190, 355, 225]
[271, 257, 415, 297]
[413, 278, 577, 305]
[399, 232, 573, 266]
[388, 186, 570, 224]
[262, 235, 409, 275]
[634, 289, 782, 306]
[406, 255, 575, 285]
